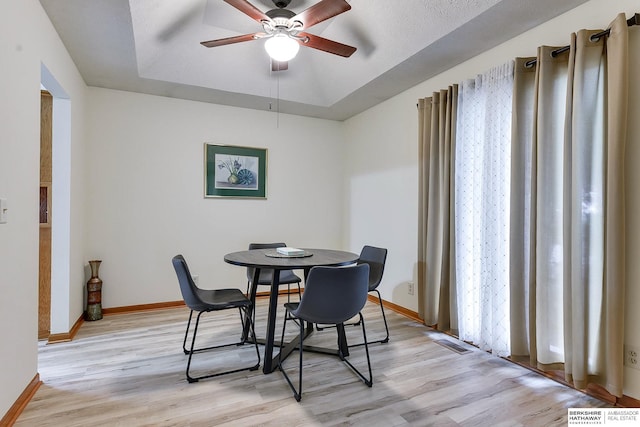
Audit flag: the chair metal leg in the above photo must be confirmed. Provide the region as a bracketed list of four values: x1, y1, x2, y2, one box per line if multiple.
[278, 283, 303, 325]
[184, 308, 247, 354]
[373, 289, 390, 344]
[286, 282, 302, 303]
[348, 290, 389, 347]
[279, 312, 373, 401]
[339, 313, 373, 387]
[185, 307, 261, 383]
[185, 311, 203, 382]
[278, 308, 303, 401]
[238, 308, 256, 345]
[182, 310, 194, 354]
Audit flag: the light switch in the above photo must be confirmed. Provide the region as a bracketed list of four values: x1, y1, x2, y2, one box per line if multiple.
[0, 198, 7, 224]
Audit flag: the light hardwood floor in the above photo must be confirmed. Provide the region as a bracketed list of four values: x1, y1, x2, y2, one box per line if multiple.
[16, 297, 608, 426]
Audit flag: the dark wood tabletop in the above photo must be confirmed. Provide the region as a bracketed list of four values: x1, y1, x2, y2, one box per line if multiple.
[224, 248, 359, 270]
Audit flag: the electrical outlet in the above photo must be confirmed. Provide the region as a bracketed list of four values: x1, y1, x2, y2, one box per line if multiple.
[407, 281, 415, 296]
[625, 345, 639, 370]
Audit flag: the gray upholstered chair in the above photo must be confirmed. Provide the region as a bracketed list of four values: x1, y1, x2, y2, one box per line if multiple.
[317, 245, 389, 345]
[354, 245, 389, 345]
[172, 254, 260, 383]
[277, 264, 373, 401]
[246, 242, 302, 302]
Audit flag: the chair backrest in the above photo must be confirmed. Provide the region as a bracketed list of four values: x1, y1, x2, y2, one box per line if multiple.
[172, 254, 208, 312]
[357, 245, 387, 291]
[246, 242, 286, 281]
[293, 264, 369, 324]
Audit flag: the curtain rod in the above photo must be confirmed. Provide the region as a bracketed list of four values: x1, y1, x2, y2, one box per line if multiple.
[524, 12, 639, 68]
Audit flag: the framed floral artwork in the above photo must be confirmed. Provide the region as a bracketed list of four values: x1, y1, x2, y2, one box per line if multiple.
[204, 143, 267, 198]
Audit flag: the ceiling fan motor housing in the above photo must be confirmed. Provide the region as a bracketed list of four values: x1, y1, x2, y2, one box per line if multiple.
[273, 0, 292, 8]
[266, 8, 296, 20]
[265, 8, 299, 33]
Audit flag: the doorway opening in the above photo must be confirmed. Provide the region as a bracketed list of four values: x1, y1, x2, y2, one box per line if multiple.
[40, 63, 71, 341]
[39, 90, 52, 339]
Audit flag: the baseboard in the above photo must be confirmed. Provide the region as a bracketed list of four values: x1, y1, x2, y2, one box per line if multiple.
[508, 357, 640, 408]
[47, 313, 84, 344]
[368, 295, 421, 322]
[1, 374, 41, 426]
[47, 301, 188, 344]
[617, 393, 640, 408]
[102, 300, 185, 315]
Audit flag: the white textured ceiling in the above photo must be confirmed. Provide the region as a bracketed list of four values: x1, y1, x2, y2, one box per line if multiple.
[39, 0, 589, 120]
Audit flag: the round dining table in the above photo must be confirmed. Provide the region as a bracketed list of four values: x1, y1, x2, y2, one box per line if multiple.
[224, 248, 359, 374]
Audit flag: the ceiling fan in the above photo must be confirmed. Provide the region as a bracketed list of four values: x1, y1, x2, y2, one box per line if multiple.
[201, 0, 357, 71]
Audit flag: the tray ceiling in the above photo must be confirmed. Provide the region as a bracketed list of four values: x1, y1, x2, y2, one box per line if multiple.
[40, 0, 589, 120]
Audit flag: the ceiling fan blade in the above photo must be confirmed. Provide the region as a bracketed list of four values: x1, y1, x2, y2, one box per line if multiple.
[272, 60, 288, 72]
[200, 33, 261, 48]
[292, 0, 351, 29]
[223, 0, 271, 23]
[299, 32, 356, 57]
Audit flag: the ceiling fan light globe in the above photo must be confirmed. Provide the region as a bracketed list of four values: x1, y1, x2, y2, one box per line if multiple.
[264, 35, 299, 62]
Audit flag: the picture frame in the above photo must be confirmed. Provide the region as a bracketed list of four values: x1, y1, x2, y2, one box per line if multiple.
[204, 143, 267, 198]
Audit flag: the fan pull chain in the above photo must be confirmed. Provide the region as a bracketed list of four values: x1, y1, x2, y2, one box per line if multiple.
[268, 61, 280, 128]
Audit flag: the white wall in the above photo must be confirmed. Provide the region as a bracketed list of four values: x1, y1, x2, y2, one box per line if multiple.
[343, 0, 640, 399]
[342, 100, 419, 309]
[85, 88, 345, 307]
[0, 0, 87, 418]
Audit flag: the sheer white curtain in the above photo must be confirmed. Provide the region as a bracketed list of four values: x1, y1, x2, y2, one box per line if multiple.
[454, 62, 514, 356]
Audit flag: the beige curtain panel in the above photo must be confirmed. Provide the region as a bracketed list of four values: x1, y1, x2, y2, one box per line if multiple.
[417, 87, 458, 331]
[510, 13, 629, 397]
